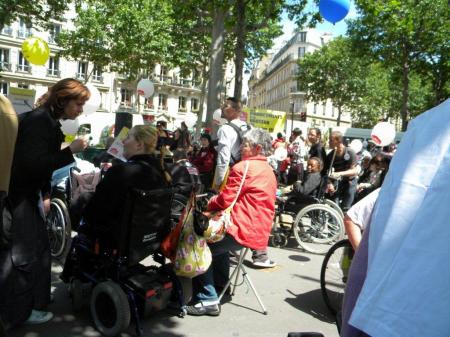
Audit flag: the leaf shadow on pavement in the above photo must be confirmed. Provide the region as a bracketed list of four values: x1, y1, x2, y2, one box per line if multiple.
[284, 288, 336, 325]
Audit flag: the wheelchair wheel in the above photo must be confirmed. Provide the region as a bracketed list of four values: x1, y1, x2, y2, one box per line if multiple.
[171, 193, 188, 223]
[270, 230, 288, 248]
[292, 204, 344, 254]
[91, 281, 131, 337]
[320, 239, 353, 315]
[323, 199, 344, 221]
[46, 198, 71, 260]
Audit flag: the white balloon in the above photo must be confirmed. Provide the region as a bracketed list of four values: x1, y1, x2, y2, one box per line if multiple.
[184, 112, 197, 128]
[371, 122, 396, 147]
[212, 108, 226, 125]
[349, 139, 363, 154]
[273, 147, 288, 161]
[137, 79, 154, 98]
[60, 118, 80, 135]
[84, 84, 101, 115]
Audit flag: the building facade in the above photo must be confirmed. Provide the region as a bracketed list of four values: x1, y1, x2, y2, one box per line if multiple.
[247, 29, 351, 132]
[0, 8, 208, 133]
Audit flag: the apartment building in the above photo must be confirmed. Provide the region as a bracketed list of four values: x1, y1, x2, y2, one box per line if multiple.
[0, 8, 206, 130]
[247, 29, 351, 131]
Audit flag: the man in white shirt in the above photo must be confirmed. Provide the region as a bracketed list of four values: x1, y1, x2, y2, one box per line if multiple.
[212, 97, 248, 191]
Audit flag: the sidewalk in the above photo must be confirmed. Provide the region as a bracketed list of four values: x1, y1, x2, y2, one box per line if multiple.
[9, 245, 339, 337]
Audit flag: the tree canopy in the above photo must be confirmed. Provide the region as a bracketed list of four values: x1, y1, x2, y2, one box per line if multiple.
[0, 0, 72, 32]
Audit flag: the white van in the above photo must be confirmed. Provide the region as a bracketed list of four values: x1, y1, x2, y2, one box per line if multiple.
[77, 112, 144, 146]
[334, 127, 404, 144]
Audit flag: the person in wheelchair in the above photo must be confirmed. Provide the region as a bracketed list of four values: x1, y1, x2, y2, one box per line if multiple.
[63, 125, 171, 265]
[282, 157, 324, 214]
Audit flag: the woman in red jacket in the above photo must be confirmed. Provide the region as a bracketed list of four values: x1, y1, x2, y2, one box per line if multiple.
[186, 128, 277, 316]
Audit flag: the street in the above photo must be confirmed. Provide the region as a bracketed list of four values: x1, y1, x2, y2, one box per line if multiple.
[9, 240, 339, 337]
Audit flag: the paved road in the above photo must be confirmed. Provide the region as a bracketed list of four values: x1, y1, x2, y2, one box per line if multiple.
[9, 241, 339, 337]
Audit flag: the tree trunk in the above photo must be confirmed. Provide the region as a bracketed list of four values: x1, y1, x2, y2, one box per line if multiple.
[400, 50, 410, 131]
[206, 7, 226, 129]
[233, 0, 246, 100]
[195, 64, 209, 140]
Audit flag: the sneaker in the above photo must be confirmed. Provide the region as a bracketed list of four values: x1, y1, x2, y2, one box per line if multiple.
[186, 302, 221, 316]
[252, 259, 277, 268]
[24, 310, 54, 325]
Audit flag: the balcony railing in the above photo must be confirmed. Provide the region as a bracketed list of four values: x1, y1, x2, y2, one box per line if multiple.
[76, 72, 87, 80]
[16, 64, 31, 73]
[92, 74, 103, 82]
[0, 62, 11, 71]
[47, 68, 61, 77]
[1, 27, 13, 36]
[18, 29, 32, 39]
[48, 35, 57, 44]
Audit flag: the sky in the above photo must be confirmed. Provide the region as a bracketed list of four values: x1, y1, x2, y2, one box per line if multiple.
[242, 0, 358, 97]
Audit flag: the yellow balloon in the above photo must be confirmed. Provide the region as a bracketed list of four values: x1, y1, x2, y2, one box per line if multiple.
[21, 37, 50, 66]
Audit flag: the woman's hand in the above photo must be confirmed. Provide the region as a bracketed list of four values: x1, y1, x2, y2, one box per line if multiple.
[69, 137, 89, 153]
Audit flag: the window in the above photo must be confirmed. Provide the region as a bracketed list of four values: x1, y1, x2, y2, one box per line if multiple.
[178, 96, 186, 111]
[49, 24, 61, 43]
[191, 98, 199, 111]
[77, 61, 88, 80]
[18, 19, 32, 38]
[0, 82, 8, 95]
[158, 94, 167, 109]
[332, 106, 336, 117]
[322, 104, 326, 116]
[47, 56, 60, 77]
[298, 31, 306, 43]
[0, 48, 10, 71]
[17, 52, 30, 72]
[298, 47, 305, 59]
[313, 104, 317, 115]
[144, 98, 153, 109]
[1, 25, 13, 36]
[18, 83, 29, 89]
[120, 88, 132, 106]
[92, 65, 103, 82]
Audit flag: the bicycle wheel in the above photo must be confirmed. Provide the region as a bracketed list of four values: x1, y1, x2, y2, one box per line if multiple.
[292, 203, 344, 254]
[47, 198, 72, 259]
[320, 239, 353, 315]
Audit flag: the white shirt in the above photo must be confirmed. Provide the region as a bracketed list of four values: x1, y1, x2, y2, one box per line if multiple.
[350, 98, 450, 337]
[213, 119, 247, 188]
[346, 188, 380, 231]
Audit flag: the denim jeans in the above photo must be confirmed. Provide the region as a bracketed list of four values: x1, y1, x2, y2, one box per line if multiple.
[192, 234, 243, 304]
[334, 178, 357, 211]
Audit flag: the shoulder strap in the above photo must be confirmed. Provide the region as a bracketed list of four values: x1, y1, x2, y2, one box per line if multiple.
[226, 121, 245, 142]
[226, 160, 249, 212]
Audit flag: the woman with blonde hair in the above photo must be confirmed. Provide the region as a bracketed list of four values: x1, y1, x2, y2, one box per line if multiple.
[81, 125, 171, 246]
[2, 78, 90, 328]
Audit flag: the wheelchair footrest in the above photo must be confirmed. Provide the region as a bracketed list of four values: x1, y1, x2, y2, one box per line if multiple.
[126, 268, 173, 317]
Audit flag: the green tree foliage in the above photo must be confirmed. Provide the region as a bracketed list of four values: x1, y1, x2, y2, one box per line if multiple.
[0, 0, 72, 31]
[297, 37, 365, 125]
[348, 0, 449, 130]
[57, 0, 174, 78]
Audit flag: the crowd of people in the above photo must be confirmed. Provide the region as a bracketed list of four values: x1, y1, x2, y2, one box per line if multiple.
[3, 76, 443, 337]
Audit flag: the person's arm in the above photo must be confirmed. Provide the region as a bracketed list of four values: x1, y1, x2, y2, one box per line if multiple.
[293, 173, 321, 196]
[344, 214, 363, 250]
[212, 126, 233, 190]
[208, 162, 245, 211]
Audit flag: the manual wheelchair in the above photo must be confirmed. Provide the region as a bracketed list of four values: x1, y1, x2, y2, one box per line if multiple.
[270, 178, 345, 255]
[61, 186, 184, 337]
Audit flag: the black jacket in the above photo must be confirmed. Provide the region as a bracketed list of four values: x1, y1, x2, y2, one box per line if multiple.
[83, 154, 169, 244]
[9, 108, 74, 203]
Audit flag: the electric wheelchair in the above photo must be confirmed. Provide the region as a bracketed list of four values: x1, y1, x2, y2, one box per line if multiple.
[61, 186, 184, 337]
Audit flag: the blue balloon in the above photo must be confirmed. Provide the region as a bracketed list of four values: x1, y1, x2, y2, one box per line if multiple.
[319, 0, 350, 24]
